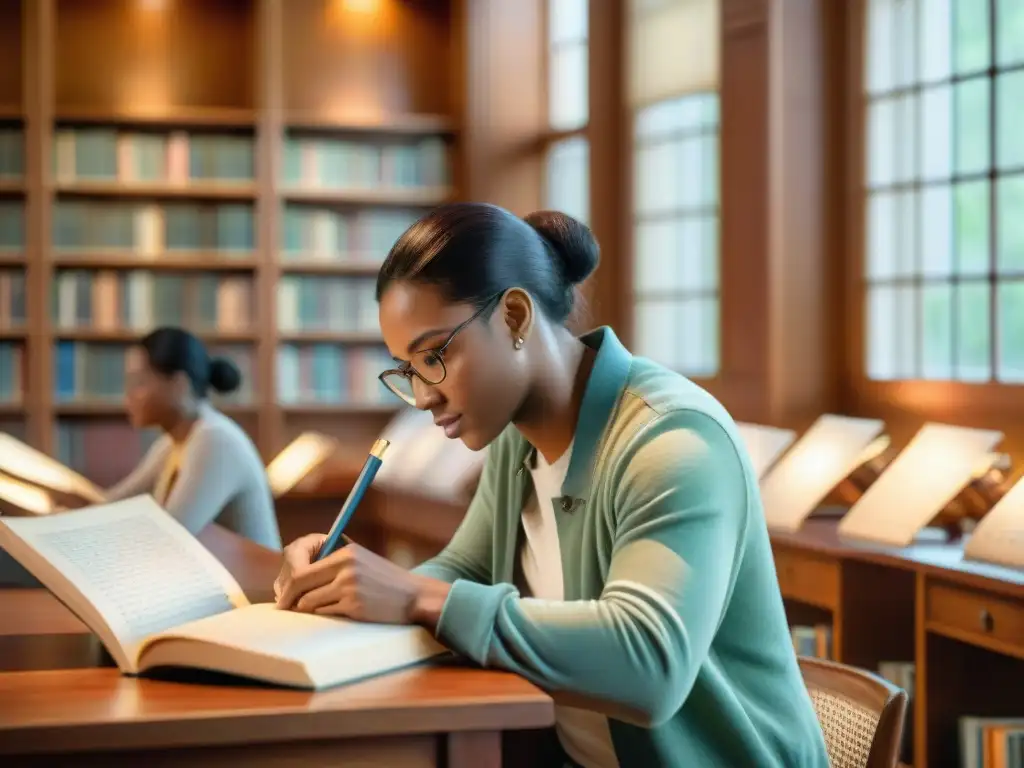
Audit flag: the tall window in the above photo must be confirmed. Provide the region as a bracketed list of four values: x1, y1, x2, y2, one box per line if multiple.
[544, 0, 589, 223]
[628, 0, 720, 376]
[864, 0, 1024, 383]
[632, 94, 719, 375]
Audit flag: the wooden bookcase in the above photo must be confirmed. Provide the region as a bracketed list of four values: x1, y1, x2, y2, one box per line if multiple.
[0, 0, 459, 485]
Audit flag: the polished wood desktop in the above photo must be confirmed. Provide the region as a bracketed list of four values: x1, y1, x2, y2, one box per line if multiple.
[0, 525, 555, 767]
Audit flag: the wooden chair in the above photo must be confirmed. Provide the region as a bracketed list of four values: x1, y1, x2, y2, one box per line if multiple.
[799, 656, 909, 768]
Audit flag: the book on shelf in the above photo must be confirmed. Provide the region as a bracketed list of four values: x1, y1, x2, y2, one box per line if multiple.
[53, 127, 255, 187]
[0, 431, 106, 505]
[0, 199, 24, 252]
[959, 716, 1024, 768]
[277, 274, 377, 334]
[281, 206, 418, 265]
[53, 341, 254, 406]
[0, 496, 449, 689]
[790, 624, 833, 660]
[276, 343, 393, 406]
[265, 431, 339, 497]
[53, 270, 253, 335]
[0, 341, 22, 403]
[0, 269, 26, 328]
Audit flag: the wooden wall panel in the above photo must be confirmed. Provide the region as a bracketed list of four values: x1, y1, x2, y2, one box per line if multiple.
[281, 0, 453, 120]
[54, 0, 256, 114]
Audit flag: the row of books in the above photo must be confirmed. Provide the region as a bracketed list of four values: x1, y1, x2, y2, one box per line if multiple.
[52, 271, 252, 333]
[790, 624, 833, 660]
[53, 202, 255, 255]
[277, 276, 378, 335]
[0, 269, 26, 328]
[276, 344, 394, 406]
[52, 342, 254, 404]
[54, 421, 162, 489]
[0, 127, 22, 179]
[961, 717, 1024, 767]
[281, 206, 417, 264]
[0, 342, 22, 403]
[53, 129, 254, 185]
[282, 135, 447, 190]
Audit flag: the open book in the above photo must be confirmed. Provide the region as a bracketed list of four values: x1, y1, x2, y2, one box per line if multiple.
[0, 496, 448, 689]
[0, 431, 106, 505]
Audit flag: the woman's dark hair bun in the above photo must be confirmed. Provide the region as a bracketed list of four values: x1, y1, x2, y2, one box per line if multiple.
[207, 357, 241, 394]
[523, 210, 600, 286]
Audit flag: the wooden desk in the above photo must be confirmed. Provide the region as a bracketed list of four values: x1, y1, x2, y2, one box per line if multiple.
[0, 524, 555, 766]
[287, 487, 1024, 768]
[772, 518, 1024, 768]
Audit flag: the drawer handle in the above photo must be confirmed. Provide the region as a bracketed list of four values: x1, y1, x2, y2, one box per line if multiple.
[979, 609, 995, 633]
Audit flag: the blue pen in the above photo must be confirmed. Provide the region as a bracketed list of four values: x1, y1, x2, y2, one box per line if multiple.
[314, 438, 390, 561]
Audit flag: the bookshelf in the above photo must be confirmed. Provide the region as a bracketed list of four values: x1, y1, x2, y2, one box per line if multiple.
[1, 0, 459, 481]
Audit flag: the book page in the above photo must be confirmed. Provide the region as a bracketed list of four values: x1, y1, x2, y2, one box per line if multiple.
[0, 432, 106, 503]
[736, 422, 797, 479]
[839, 423, 1004, 547]
[0, 496, 248, 668]
[140, 603, 448, 689]
[265, 432, 338, 497]
[963, 475, 1024, 571]
[760, 415, 886, 532]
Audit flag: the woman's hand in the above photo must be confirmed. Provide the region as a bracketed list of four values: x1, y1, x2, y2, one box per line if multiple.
[274, 535, 451, 628]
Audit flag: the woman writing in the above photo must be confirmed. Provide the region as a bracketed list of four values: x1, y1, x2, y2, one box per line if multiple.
[274, 204, 829, 766]
[106, 327, 281, 550]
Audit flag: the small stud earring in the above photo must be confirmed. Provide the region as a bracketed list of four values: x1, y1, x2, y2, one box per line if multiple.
[514, 336, 524, 350]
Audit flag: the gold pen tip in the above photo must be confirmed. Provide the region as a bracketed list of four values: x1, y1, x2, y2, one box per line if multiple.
[370, 438, 390, 459]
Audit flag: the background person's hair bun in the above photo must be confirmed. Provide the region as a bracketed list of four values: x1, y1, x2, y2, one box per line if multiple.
[523, 210, 600, 286]
[207, 357, 242, 394]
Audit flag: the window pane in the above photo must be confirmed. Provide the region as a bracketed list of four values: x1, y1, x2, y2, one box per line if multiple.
[866, 191, 896, 279]
[996, 70, 1024, 170]
[996, 174, 1024, 273]
[867, 98, 895, 188]
[894, 92, 917, 184]
[634, 300, 680, 369]
[920, 0, 953, 82]
[679, 297, 718, 376]
[680, 136, 706, 208]
[921, 185, 954, 277]
[997, 280, 1024, 381]
[954, 180, 989, 276]
[866, 284, 915, 380]
[920, 85, 952, 181]
[895, 191, 917, 278]
[922, 283, 954, 379]
[549, 0, 588, 45]
[955, 77, 990, 176]
[865, 0, 894, 95]
[679, 216, 716, 291]
[954, 0, 991, 75]
[997, 0, 1024, 66]
[635, 220, 683, 293]
[703, 217, 719, 289]
[956, 281, 991, 380]
[546, 137, 589, 223]
[549, 44, 588, 131]
[635, 93, 716, 138]
[892, 0, 917, 89]
[702, 134, 719, 205]
[636, 140, 684, 214]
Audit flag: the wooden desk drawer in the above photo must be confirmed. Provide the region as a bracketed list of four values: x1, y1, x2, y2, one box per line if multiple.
[774, 548, 840, 610]
[925, 580, 1024, 658]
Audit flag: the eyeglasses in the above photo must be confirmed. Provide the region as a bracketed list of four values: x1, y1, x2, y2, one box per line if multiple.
[379, 293, 502, 406]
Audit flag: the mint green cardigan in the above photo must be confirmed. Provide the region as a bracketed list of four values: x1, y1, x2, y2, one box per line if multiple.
[415, 327, 829, 767]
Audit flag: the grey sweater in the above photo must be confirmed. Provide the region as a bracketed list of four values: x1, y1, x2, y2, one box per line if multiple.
[105, 405, 282, 550]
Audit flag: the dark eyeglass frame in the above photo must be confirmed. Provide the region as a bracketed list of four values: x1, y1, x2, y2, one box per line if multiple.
[378, 292, 504, 405]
